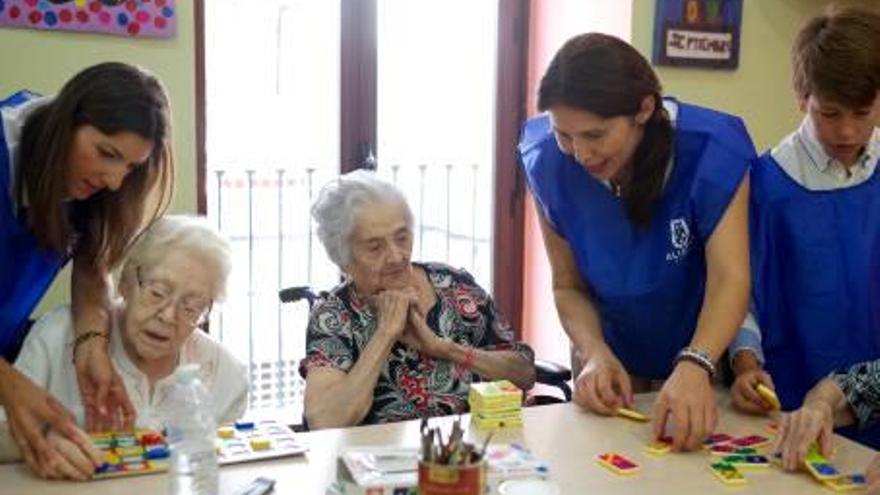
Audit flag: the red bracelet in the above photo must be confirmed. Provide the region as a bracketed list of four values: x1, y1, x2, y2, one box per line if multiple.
[462, 346, 477, 370]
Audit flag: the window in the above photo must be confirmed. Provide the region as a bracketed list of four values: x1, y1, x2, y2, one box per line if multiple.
[198, 0, 527, 421]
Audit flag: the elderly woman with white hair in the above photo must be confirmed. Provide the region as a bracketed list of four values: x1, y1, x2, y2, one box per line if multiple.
[300, 170, 536, 429]
[0, 215, 247, 479]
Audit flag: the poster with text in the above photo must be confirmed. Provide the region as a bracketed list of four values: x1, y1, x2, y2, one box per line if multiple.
[652, 0, 742, 70]
[0, 0, 176, 38]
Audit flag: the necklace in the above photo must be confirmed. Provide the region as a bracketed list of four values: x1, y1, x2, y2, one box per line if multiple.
[610, 179, 623, 198]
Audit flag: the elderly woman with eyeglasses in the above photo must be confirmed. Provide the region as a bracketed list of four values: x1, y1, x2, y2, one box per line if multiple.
[0, 215, 247, 479]
[300, 170, 536, 430]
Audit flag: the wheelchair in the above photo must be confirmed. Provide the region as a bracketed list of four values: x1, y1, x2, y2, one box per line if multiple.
[279, 285, 572, 407]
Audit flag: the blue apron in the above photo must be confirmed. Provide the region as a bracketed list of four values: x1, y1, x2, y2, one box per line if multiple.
[519, 100, 754, 379]
[751, 152, 880, 447]
[0, 91, 67, 361]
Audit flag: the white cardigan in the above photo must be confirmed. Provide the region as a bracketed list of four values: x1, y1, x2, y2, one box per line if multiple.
[0, 305, 248, 461]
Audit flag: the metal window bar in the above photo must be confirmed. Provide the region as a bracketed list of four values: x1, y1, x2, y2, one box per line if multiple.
[213, 169, 225, 342]
[276, 169, 285, 404]
[246, 169, 255, 393]
[471, 163, 478, 269]
[445, 163, 452, 262]
[418, 163, 426, 260]
[306, 167, 315, 286]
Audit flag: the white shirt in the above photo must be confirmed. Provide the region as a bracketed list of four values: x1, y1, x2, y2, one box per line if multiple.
[772, 116, 880, 190]
[0, 306, 248, 461]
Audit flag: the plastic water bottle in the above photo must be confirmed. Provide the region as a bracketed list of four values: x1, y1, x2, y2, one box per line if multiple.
[166, 364, 219, 495]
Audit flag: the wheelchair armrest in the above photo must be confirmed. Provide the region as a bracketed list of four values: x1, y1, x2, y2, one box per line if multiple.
[279, 286, 319, 305]
[534, 358, 572, 385]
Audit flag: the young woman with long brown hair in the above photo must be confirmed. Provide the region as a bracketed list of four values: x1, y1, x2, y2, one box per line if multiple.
[0, 62, 174, 477]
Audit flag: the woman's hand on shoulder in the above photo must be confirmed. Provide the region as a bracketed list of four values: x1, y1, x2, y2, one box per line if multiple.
[573, 346, 633, 415]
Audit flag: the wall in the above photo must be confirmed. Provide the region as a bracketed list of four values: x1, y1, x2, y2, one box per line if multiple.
[631, 0, 876, 150]
[0, 2, 197, 315]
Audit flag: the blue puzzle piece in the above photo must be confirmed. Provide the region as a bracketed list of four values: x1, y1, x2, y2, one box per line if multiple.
[811, 462, 839, 477]
[145, 447, 170, 460]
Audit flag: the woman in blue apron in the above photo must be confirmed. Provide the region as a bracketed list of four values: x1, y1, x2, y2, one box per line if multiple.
[519, 33, 754, 451]
[0, 62, 174, 478]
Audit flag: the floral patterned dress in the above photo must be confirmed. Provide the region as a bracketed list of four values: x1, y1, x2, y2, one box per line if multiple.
[299, 262, 534, 425]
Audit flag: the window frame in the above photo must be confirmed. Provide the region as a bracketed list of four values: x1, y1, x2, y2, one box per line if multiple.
[194, 0, 529, 334]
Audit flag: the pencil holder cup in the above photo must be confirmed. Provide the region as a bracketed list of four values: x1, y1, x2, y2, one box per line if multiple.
[417, 460, 487, 495]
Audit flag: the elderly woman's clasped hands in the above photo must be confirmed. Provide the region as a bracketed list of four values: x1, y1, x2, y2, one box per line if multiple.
[372, 288, 418, 339]
[372, 287, 446, 359]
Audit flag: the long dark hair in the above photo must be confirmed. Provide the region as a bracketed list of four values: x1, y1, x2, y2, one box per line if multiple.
[16, 62, 174, 269]
[538, 33, 673, 227]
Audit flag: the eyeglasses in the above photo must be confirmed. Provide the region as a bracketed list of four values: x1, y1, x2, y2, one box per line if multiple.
[136, 266, 212, 325]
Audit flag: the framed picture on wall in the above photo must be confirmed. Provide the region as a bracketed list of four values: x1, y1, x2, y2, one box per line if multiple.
[0, 0, 176, 38]
[652, 0, 743, 70]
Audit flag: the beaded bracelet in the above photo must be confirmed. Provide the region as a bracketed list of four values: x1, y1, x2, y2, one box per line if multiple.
[462, 346, 477, 370]
[674, 346, 717, 380]
[71, 331, 109, 363]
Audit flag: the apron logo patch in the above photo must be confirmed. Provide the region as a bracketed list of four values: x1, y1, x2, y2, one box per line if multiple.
[666, 218, 692, 262]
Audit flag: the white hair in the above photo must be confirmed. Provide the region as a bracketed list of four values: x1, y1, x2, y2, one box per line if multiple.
[120, 215, 232, 301]
[311, 169, 413, 267]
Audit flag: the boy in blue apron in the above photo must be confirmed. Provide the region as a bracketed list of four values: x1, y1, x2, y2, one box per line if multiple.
[728, 6, 880, 448]
[520, 33, 754, 451]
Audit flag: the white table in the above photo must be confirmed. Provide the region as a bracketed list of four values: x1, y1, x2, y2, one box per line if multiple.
[2, 391, 876, 494]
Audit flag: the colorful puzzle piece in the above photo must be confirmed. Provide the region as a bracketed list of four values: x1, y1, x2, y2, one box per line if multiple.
[721, 454, 770, 469]
[644, 436, 673, 456]
[703, 433, 733, 449]
[708, 462, 747, 485]
[215, 419, 306, 465]
[805, 459, 841, 481]
[805, 446, 830, 462]
[824, 474, 868, 492]
[249, 438, 271, 451]
[596, 453, 639, 475]
[91, 429, 170, 480]
[139, 431, 165, 445]
[709, 444, 758, 456]
[755, 384, 781, 411]
[616, 408, 649, 422]
[703, 433, 734, 447]
[730, 435, 771, 448]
